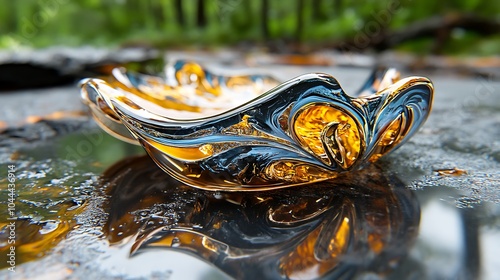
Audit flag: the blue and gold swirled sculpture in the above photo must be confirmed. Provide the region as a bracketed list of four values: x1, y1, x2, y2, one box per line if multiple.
[80, 61, 433, 191]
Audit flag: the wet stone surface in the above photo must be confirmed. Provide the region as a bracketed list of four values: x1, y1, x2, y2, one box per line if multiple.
[388, 76, 500, 204]
[0, 61, 499, 279]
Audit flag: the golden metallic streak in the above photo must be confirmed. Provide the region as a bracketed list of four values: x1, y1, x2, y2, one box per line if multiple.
[369, 113, 404, 162]
[214, 115, 299, 159]
[279, 226, 324, 278]
[435, 167, 468, 176]
[327, 217, 350, 257]
[264, 161, 334, 183]
[293, 104, 362, 169]
[222, 115, 290, 146]
[221, 115, 255, 135]
[369, 107, 413, 162]
[176, 62, 221, 97]
[279, 216, 351, 278]
[145, 140, 213, 161]
[109, 77, 202, 112]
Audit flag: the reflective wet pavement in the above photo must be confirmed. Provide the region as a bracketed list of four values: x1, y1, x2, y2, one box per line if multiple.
[0, 65, 499, 279]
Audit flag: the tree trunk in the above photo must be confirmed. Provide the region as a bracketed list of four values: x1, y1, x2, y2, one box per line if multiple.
[196, 0, 207, 28]
[295, 0, 305, 42]
[261, 0, 269, 39]
[243, 0, 253, 26]
[333, 0, 341, 15]
[174, 0, 185, 27]
[312, 0, 323, 21]
[6, 1, 17, 31]
[151, 1, 165, 28]
[336, 14, 500, 53]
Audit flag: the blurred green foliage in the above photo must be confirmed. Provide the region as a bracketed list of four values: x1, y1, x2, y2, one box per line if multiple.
[0, 0, 498, 55]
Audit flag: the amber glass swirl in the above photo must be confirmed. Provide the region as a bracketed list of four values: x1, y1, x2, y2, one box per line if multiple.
[80, 61, 433, 190]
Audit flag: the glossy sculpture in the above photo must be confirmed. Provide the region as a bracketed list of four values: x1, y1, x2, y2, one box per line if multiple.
[80, 61, 434, 190]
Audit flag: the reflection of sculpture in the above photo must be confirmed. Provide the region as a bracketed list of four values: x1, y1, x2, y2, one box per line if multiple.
[81, 61, 433, 190]
[102, 156, 420, 279]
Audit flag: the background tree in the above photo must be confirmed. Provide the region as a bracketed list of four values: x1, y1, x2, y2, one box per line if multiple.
[296, 0, 305, 42]
[196, 0, 207, 28]
[174, 0, 185, 27]
[261, 0, 269, 39]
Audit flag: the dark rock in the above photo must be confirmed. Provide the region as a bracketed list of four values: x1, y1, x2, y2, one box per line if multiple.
[0, 47, 160, 90]
[0, 63, 76, 91]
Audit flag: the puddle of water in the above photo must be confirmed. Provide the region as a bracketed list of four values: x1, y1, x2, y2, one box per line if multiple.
[0, 121, 498, 279]
[407, 187, 500, 280]
[99, 157, 420, 279]
[0, 127, 144, 268]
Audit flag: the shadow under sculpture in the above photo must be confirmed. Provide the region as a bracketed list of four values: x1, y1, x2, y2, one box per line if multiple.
[102, 155, 420, 279]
